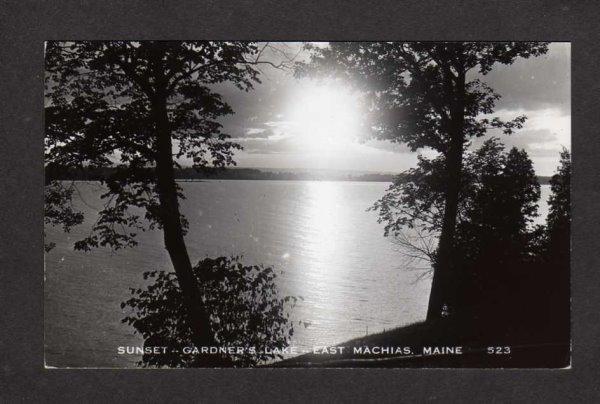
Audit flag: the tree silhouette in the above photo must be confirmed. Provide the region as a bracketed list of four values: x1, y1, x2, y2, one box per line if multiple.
[453, 140, 541, 321]
[44, 41, 283, 355]
[546, 149, 571, 252]
[302, 42, 549, 320]
[457, 140, 540, 260]
[537, 149, 571, 341]
[369, 154, 446, 267]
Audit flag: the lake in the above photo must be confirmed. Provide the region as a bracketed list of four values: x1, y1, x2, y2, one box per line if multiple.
[44, 180, 551, 367]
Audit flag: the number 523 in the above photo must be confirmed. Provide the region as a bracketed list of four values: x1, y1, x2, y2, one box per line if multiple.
[487, 346, 511, 354]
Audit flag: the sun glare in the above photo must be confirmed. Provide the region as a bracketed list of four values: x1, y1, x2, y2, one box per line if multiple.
[286, 82, 363, 152]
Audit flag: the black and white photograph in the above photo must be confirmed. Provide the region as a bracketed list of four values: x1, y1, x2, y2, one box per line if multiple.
[43, 41, 571, 368]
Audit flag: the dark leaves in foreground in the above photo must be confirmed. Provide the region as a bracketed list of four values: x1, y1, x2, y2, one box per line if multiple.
[121, 256, 299, 367]
[44, 181, 84, 252]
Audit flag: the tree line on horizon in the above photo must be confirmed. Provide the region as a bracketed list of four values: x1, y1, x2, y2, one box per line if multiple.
[46, 164, 554, 184]
[45, 41, 569, 367]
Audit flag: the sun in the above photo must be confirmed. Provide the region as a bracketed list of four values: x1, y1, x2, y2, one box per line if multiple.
[285, 81, 363, 152]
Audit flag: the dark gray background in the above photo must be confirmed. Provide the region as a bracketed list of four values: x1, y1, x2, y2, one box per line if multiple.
[1, 0, 598, 401]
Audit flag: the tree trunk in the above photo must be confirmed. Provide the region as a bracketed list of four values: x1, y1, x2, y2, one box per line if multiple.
[152, 93, 217, 350]
[426, 133, 464, 320]
[426, 66, 466, 321]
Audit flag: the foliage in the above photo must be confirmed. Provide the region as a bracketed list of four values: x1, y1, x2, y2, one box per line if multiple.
[299, 42, 548, 154]
[121, 256, 299, 367]
[44, 181, 84, 252]
[546, 148, 571, 245]
[538, 149, 571, 340]
[44, 41, 261, 251]
[455, 139, 541, 264]
[372, 139, 542, 312]
[372, 155, 446, 238]
[369, 154, 446, 265]
[453, 142, 541, 318]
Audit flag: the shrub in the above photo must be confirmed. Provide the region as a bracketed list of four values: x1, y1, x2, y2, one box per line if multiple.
[121, 256, 299, 367]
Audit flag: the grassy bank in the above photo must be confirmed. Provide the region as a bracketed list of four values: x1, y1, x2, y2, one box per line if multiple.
[271, 318, 570, 368]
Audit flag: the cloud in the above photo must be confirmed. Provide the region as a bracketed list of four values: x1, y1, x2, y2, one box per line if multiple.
[473, 128, 558, 151]
[482, 43, 570, 113]
[362, 139, 411, 154]
[234, 132, 296, 154]
[241, 127, 276, 138]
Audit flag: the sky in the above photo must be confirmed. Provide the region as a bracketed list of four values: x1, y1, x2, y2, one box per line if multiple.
[206, 42, 570, 176]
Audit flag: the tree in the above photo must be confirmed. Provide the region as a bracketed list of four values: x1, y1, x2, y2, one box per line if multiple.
[546, 148, 571, 253]
[538, 148, 570, 340]
[453, 140, 540, 320]
[44, 41, 288, 355]
[456, 141, 540, 261]
[301, 42, 549, 320]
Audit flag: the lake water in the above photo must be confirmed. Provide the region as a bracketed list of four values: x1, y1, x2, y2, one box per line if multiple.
[44, 180, 551, 367]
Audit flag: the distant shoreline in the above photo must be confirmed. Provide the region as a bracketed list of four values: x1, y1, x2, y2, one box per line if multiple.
[46, 166, 553, 185]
